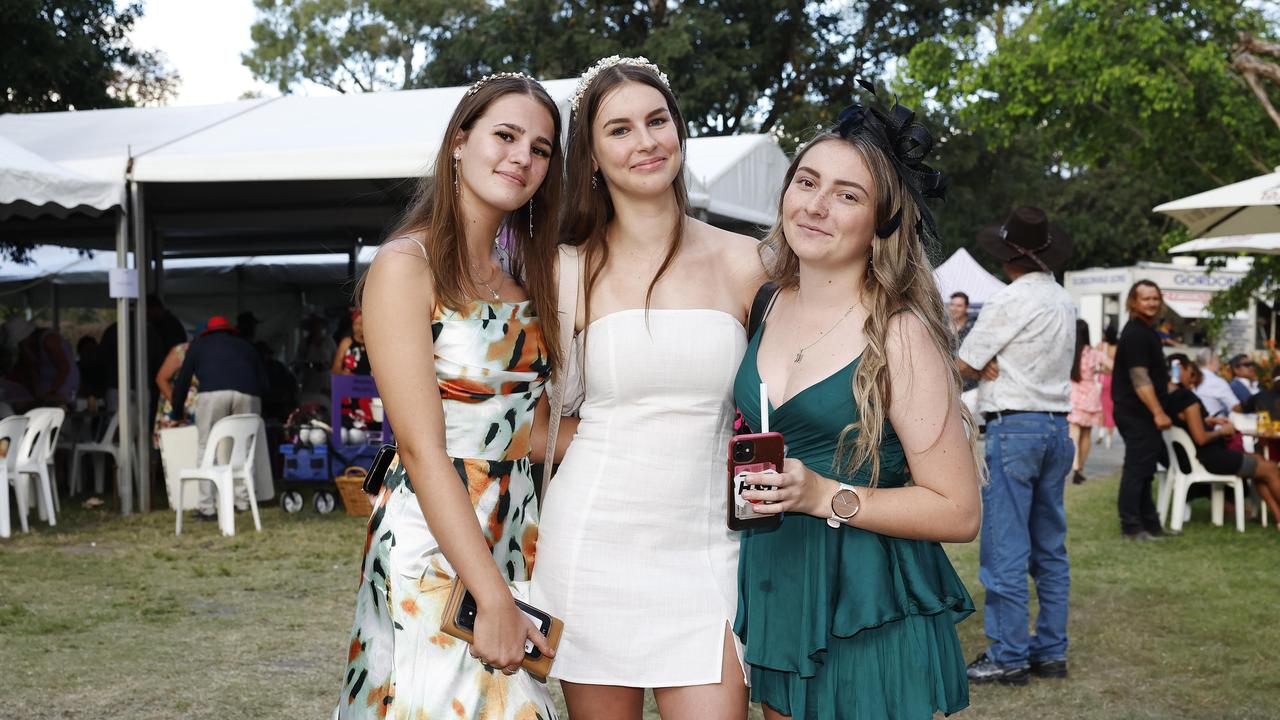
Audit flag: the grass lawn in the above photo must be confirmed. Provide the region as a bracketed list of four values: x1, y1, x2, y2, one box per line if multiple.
[2, 473, 1276, 719]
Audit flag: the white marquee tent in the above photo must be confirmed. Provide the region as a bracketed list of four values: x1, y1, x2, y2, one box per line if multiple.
[0, 137, 122, 221]
[933, 247, 1006, 307]
[685, 134, 788, 227]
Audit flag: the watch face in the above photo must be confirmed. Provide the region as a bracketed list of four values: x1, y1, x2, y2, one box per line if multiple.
[832, 488, 859, 519]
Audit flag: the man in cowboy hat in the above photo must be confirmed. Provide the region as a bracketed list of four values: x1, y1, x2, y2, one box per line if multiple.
[171, 315, 268, 520]
[956, 206, 1077, 685]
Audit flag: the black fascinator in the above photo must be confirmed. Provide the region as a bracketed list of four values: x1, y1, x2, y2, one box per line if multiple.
[832, 79, 948, 244]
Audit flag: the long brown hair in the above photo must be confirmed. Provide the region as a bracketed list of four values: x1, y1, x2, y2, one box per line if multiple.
[760, 132, 983, 488]
[1125, 279, 1162, 322]
[377, 76, 564, 371]
[1070, 318, 1090, 383]
[562, 64, 689, 326]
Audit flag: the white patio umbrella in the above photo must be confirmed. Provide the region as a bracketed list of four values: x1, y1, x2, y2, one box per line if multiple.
[1153, 167, 1280, 238]
[1167, 233, 1280, 255]
[0, 136, 123, 220]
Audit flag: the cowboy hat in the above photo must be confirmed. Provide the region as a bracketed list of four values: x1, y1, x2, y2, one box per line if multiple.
[976, 206, 1072, 273]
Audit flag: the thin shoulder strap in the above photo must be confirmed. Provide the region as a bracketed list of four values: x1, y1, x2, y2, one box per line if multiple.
[409, 238, 429, 261]
[747, 282, 781, 339]
[544, 244, 580, 482]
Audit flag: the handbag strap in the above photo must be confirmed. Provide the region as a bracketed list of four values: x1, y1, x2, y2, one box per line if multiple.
[544, 244, 580, 481]
[747, 282, 781, 339]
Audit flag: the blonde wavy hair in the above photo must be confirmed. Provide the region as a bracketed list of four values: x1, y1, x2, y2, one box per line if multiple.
[760, 131, 984, 487]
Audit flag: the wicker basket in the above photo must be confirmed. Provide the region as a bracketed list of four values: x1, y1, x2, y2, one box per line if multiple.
[334, 466, 372, 517]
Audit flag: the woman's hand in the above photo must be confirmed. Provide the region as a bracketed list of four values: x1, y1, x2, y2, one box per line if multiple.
[1217, 420, 1237, 438]
[469, 594, 554, 675]
[740, 458, 837, 518]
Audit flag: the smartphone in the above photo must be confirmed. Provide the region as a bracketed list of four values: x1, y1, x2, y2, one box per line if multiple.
[361, 444, 397, 495]
[727, 432, 784, 531]
[455, 590, 553, 660]
[1171, 359, 1182, 384]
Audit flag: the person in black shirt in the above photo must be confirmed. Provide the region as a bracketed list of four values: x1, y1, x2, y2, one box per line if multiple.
[147, 294, 187, 359]
[1167, 360, 1280, 527]
[1110, 280, 1172, 540]
[172, 315, 268, 518]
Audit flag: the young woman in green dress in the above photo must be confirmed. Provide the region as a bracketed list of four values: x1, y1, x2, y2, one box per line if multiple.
[732, 98, 984, 719]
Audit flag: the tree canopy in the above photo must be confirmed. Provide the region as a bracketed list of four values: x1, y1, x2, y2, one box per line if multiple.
[0, 0, 180, 113]
[243, 0, 999, 138]
[901, 0, 1280, 273]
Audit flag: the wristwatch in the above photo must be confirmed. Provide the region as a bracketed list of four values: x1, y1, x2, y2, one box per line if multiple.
[826, 484, 861, 528]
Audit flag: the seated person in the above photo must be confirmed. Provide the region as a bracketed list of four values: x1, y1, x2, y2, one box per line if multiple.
[1241, 365, 1280, 418]
[1165, 360, 1280, 529]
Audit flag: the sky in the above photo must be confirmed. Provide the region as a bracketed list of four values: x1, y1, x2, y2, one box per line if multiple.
[126, 0, 278, 106]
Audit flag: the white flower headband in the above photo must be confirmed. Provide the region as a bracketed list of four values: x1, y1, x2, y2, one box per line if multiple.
[464, 71, 540, 98]
[569, 55, 671, 114]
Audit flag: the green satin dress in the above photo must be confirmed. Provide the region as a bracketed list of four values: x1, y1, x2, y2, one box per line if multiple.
[733, 323, 974, 719]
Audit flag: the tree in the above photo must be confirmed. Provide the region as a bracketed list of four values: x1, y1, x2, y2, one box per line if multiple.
[0, 0, 180, 113]
[242, 0, 484, 94]
[243, 0, 999, 140]
[900, 0, 1280, 277]
[1234, 31, 1280, 132]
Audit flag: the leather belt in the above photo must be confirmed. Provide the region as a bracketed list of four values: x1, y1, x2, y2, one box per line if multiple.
[982, 410, 1068, 423]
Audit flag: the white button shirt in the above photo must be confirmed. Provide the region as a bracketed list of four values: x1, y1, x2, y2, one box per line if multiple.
[958, 272, 1075, 414]
[1195, 372, 1239, 418]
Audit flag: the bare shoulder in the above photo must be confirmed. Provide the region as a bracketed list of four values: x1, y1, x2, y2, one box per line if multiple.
[689, 218, 762, 263]
[686, 218, 767, 297]
[885, 310, 945, 367]
[366, 234, 435, 305]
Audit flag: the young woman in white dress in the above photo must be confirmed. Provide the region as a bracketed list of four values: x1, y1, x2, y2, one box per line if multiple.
[530, 57, 764, 719]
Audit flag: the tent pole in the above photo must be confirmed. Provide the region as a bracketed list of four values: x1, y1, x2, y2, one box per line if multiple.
[115, 207, 133, 516]
[154, 233, 164, 298]
[131, 181, 151, 512]
[51, 284, 60, 337]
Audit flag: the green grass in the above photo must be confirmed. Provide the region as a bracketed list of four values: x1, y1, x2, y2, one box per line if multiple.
[1, 476, 1276, 719]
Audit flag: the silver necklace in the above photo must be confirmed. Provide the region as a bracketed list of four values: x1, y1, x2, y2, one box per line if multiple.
[793, 300, 858, 363]
[473, 263, 502, 301]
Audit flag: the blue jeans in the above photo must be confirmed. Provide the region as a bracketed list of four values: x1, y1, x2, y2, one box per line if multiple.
[980, 412, 1074, 668]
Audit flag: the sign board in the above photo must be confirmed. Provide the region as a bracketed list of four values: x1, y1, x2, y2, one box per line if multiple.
[108, 268, 138, 299]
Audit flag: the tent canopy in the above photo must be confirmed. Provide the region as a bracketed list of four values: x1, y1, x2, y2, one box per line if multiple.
[1153, 167, 1280, 238]
[1168, 233, 1280, 255]
[0, 137, 122, 221]
[933, 247, 1006, 306]
[685, 134, 789, 227]
[0, 80, 786, 255]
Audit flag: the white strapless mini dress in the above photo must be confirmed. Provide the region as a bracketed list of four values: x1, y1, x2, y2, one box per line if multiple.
[531, 308, 747, 687]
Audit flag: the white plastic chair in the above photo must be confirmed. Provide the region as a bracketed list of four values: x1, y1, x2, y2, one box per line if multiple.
[175, 414, 263, 537]
[15, 411, 58, 527]
[0, 415, 31, 538]
[158, 425, 200, 511]
[25, 407, 66, 512]
[69, 410, 139, 500]
[1159, 427, 1245, 533]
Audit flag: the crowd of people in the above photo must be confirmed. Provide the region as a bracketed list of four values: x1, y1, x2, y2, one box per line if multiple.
[321, 56, 1280, 720]
[335, 61, 983, 720]
[0, 295, 376, 518]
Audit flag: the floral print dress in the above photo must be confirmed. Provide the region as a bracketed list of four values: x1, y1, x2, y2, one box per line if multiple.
[338, 299, 554, 720]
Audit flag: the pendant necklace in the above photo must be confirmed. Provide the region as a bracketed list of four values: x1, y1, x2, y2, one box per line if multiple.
[793, 300, 858, 363]
[473, 262, 502, 301]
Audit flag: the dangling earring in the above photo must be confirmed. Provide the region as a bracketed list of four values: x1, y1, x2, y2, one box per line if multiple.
[528, 198, 534, 238]
[453, 152, 461, 196]
[591, 172, 598, 190]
